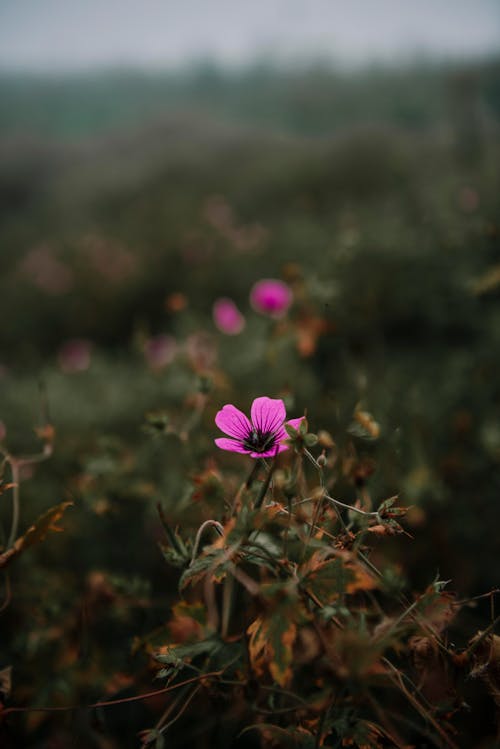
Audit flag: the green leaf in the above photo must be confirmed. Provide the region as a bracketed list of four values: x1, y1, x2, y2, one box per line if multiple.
[155, 638, 219, 666]
[377, 495, 408, 518]
[301, 558, 352, 603]
[178, 548, 228, 591]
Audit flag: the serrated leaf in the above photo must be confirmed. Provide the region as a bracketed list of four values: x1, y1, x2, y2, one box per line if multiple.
[377, 496, 396, 513]
[367, 520, 405, 536]
[301, 554, 377, 605]
[178, 548, 228, 591]
[377, 495, 408, 519]
[171, 601, 207, 626]
[247, 613, 297, 687]
[155, 638, 219, 665]
[159, 543, 190, 568]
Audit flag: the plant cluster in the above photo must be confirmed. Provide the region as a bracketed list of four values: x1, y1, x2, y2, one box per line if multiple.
[127, 397, 499, 748]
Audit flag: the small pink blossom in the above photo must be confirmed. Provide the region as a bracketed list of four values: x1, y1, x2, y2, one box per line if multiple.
[144, 335, 177, 371]
[215, 396, 303, 458]
[58, 339, 92, 373]
[213, 298, 246, 335]
[250, 279, 293, 318]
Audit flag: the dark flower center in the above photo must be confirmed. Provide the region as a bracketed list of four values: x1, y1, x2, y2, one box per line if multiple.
[243, 428, 276, 453]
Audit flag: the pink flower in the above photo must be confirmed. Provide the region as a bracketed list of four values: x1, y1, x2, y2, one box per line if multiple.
[250, 279, 293, 318]
[213, 298, 246, 335]
[215, 396, 303, 458]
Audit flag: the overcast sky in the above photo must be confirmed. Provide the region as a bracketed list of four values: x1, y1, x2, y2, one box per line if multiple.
[0, 0, 499, 71]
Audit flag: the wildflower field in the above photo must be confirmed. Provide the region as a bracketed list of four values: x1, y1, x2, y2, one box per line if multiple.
[1, 60, 500, 748]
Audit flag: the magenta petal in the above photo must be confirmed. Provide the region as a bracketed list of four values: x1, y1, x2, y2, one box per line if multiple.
[215, 437, 251, 454]
[250, 397, 286, 435]
[251, 443, 288, 458]
[215, 404, 252, 439]
[250, 279, 293, 318]
[285, 417, 305, 432]
[213, 298, 246, 335]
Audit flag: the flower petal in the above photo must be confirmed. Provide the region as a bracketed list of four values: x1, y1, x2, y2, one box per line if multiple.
[215, 437, 251, 454]
[250, 279, 293, 318]
[250, 443, 289, 458]
[250, 397, 286, 435]
[215, 404, 252, 439]
[285, 417, 305, 432]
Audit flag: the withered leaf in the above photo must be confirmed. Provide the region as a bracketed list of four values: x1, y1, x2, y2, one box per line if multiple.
[348, 410, 381, 440]
[300, 554, 378, 605]
[247, 612, 297, 687]
[0, 501, 73, 570]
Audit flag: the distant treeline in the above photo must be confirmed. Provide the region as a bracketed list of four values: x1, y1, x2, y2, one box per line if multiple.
[0, 57, 499, 139]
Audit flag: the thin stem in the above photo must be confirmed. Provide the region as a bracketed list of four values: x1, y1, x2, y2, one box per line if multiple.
[157, 503, 185, 556]
[464, 613, 500, 657]
[230, 461, 261, 516]
[158, 684, 201, 737]
[382, 658, 460, 749]
[301, 449, 327, 557]
[1, 671, 224, 719]
[221, 574, 234, 639]
[454, 588, 500, 606]
[325, 493, 378, 519]
[7, 461, 20, 548]
[0, 571, 11, 613]
[1, 440, 53, 550]
[374, 598, 421, 642]
[303, 449, 350, 533]
[149, 685, 188, 739]
[190, 520, 224, 565]
[254, 453, 278, 510]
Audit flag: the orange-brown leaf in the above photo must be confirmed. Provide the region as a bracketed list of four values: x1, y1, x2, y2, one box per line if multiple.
[0, 501, 73, 569]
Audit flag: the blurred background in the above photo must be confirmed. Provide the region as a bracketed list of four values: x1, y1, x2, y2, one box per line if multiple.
[1, 1, 500, 745]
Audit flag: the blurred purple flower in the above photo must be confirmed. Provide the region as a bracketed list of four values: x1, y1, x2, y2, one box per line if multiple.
[58, 339, 92, 373]
[250, 279, 293, 318]
[0, 420, 6, 442]
[213, 297, 246, 335]
[215, 396, 303, 458]
[144, 335, 177, 371]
